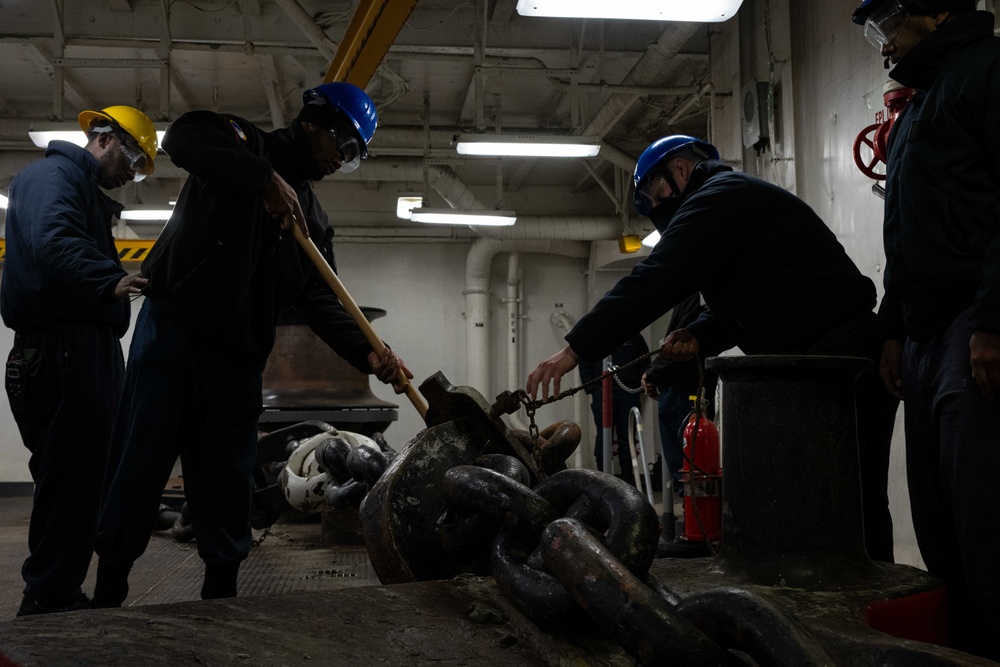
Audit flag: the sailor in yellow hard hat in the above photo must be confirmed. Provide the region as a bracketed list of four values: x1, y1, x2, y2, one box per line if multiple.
[1, 103, 156, 616]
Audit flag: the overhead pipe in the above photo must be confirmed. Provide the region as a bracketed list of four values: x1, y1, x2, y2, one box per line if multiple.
[272, 0, 338, 60]
[583, 23, 703, 139]
[473, 216, 625, 242]
[668, 82, 715, 127]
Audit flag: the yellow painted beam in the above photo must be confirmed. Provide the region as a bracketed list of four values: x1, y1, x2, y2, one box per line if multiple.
[323, 0, 419, 87]
[0, 239, 156, 264]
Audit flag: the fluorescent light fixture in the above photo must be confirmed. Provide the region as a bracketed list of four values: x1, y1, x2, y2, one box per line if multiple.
[396, 196, 423, 219]
[516, 0, 742, 22]
[0, 193, 8, 210]
[119, 209, 174, 221]
[28, 131, 87, 147]
[455, 133, 601, 158]
[641, 230, 660, 248]
[28, 130, 166, 149]
[409, 208, 517, 227]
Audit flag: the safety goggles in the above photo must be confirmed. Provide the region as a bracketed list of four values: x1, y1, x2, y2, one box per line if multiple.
[91, 125, 149, 181]
[636, 173, 666, 212]
[864, 0, 910, 50]
[116, 132, 149, 182]
[329, 117, 362, 173]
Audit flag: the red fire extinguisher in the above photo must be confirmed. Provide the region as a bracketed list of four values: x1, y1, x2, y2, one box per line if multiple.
[853, 80, 916, 181]
[681, 395, 721, 543]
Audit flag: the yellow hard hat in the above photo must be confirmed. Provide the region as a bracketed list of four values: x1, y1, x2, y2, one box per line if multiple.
[78, 106, 158, 176]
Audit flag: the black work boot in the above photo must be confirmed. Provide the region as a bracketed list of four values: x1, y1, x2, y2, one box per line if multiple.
[92, 559, 131, 608]
[201, 562, 240, 600]
[16, 590, 91, 617]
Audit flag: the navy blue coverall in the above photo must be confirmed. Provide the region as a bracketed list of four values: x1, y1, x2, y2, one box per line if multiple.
[1, 141, 131, 609]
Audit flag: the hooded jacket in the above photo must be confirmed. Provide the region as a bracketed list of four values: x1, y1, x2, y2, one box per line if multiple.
[881, 10, 1000, 340]
[0, 141, 130, 336]
[145, 110, 372, 368]
[565, 160, 878, 362]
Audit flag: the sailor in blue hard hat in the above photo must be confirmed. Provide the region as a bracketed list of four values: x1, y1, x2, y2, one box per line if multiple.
[298, 81, 378, 176]
[632, 135, 720, 219]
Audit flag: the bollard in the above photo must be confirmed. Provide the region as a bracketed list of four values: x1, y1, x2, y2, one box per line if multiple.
[705, 355, 875, 588]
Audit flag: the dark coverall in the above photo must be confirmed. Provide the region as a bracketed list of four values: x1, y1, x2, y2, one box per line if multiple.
[565, 159, 899, 562]
[1, 141, 131, 608]
[94, 112, 377, 598]
[880, 11, 1000, 656]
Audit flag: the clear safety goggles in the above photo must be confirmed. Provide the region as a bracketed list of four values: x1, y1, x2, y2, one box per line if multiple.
[636, 173, 666, 211]
[117, 134, 149, 182]
[91, 125, 149, 181]
[864, 0, 910, 50]
[329, 117, 362, 173]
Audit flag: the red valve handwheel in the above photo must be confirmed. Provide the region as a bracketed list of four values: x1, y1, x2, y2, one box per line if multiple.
[853, 123, 886, 181]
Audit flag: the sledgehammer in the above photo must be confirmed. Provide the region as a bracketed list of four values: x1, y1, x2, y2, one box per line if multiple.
[293, 223, 428, 421]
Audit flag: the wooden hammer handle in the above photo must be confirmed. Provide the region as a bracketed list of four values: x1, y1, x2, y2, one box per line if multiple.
[293, 224, 428, 420]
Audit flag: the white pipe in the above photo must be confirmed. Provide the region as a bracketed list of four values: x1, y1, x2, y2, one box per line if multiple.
[505, 253, 529, 431]
[464, 237, 589, 393]
[583, 23, 703, 138]
[473, 216, 624, 242]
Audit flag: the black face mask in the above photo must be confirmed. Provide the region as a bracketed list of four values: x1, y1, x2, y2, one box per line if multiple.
[648, 197, 684, 234]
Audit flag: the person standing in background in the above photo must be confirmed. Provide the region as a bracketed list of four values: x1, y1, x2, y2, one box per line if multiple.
[853, 0, 1000, 656]
[1, 106, 157, 615]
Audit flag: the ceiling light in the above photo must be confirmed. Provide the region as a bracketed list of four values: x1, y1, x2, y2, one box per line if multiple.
[409, 208, 517, 227]
[119, 209, 174, 221]
[0, 193, 8, 210]
[515, 0, 743, 22]
[641, 230, 660, 248]
[28, 130, 167, 149]
[396, 196, 423, 219]
[455, 133, 601, 158]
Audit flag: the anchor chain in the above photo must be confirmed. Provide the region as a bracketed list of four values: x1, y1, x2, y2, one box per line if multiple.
[441, 463, 810, 665]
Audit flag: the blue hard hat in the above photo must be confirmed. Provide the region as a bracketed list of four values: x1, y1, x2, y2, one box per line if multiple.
[852, 0, 891, 24]
[633, 135, 719, 216]
[852, 0, 975, 24]
[302, 82, 378, 156]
